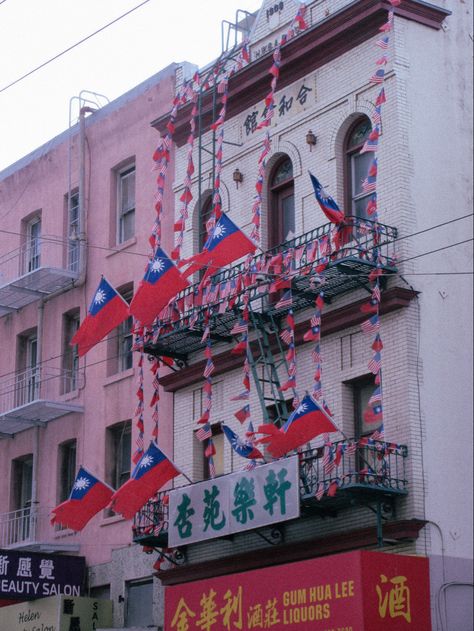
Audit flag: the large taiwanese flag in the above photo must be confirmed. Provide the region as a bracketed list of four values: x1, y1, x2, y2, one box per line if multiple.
[71, 277, 130, 357]
[130, 247, 188, 325]
[257, 394, 339, 458]
[309, 172, 345, 225]
[110, 442, 181, 520]
[50, 467, 114, 531]
[181, 213, 256, 279]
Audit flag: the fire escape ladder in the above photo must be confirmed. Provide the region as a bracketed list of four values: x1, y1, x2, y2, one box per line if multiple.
[247, 309, 291, 427]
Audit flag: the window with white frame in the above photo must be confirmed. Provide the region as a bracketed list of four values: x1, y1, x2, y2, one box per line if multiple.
[67, 191, 80, 272]
[24, 215, 41, 273]
[117, 165, 135, 243]
[62, 309, 80, 393]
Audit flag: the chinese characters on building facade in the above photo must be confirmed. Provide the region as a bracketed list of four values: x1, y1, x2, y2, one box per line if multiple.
[168, 457, 299, 547]
[242, 77, 316, 138]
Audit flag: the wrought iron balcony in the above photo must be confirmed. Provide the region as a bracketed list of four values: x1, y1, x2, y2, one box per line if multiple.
[0, 366, 84, 436]
[0, 238, 79, 315]
[133, 438, 408, 549]
[145, 218, 397, 360]
[0, 506, 80, 551]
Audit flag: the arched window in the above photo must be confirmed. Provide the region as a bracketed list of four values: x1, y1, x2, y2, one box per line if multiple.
[344, 117, 374, 219]
[199, 195, 213, 250]
[268, 157, 295, 248]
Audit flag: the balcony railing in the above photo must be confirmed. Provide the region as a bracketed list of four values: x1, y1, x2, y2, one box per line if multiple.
[0, 507, 37, 548]
[145, 218, 398, 359]
[0, 506, 81, 551]
[133, 438, 408, 548]
[0, 366, 84, 435]
[0, 238, 79, 314]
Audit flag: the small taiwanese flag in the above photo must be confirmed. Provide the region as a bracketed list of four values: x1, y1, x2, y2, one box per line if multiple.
[309, 172, 345, 225]
[71, 277, 130, 357]
[50, 467, 114, 531]
[130, 247, 188, 325]
[110, 442, 181, 520]
[222, 424, 264, 460]
[364, 400, 383, 425]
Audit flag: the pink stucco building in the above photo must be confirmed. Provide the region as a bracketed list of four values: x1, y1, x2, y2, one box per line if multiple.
[0, 62, 189, 625]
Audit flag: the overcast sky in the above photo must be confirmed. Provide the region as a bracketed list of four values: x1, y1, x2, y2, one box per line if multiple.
[0, 0, 262, 171]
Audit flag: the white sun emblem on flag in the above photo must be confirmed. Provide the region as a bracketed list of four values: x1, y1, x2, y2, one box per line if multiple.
[296, 402, 308, 415]
[94, 288, 106, 304]
[213, 224, 226, 240]
[139, 454, 154, 469]
[150, 259, 165, 274]
[74, 477, 91, 491]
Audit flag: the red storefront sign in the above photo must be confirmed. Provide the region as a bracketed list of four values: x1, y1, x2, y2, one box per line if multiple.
[165, 550, 431, 630]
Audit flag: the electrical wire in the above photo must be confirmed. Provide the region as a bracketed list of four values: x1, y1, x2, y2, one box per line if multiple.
[0, 212, 472, 267]
[0, 0, 153, 94]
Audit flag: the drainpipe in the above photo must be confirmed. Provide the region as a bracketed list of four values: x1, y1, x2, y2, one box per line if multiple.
[75, 105, 95, 287]
[30, 299, 45, 534]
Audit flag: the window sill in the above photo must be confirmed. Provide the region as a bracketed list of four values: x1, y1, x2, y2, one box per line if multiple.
[104, 367, 134, 387]
[106, 236, 137, 258]
[100, 513, 128, 527]
[54, 526, 76, 539]
[59, 389, 81, 402]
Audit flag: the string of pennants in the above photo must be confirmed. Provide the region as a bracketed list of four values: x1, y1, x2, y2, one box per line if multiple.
[66, 0, 403, 516]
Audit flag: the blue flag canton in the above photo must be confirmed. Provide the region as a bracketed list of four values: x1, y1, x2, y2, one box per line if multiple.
[309, 173, 340, 212]
[222, 425, 253, 458]
[70, 468, 97, 499]
[206, 214, 239, 251]
[89, 278, 117, 316]
[283, 395, 319, 431]
[145, 248, 174, 284]
[132, 442, 167, 480]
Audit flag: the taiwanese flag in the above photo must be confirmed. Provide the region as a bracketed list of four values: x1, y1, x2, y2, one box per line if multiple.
[364, 400, 383, 425]
[181, 213, 256, 279]
[110, 442, 181, 520]
[257, 394, 339, 458]
[50, 467, 114, 531]
[309, 172, 345, 225]
[130, 247, 189, 325]
[71, 277, 130, 357]
[222, 424, 264, 460]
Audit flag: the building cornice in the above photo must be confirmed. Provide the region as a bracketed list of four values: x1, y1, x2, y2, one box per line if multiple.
[159, 286, 418, 392]
[151, 0, 449, 146]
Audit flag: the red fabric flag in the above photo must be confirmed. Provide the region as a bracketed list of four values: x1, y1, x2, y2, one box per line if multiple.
[110, 442, 181, 520]
[257, 395, 338, 458]
[71, 277, 129, 357]
[130, 247, 188, 326]
[180, 213, 256, 279]
[50, 467, 114, 531]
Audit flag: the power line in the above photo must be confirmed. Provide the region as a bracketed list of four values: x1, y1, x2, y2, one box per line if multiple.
[0, 0, 153, 95]
[0, 213, 472, 266]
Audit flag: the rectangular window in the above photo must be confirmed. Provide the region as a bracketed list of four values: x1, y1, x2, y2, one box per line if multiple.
[106, 421, 132, 490]
[63, 310, 80, 393]
[58, 440, 77, 502]
[117, 166, 135, 243]
[202, 426, 225, 480]
[24, 216, 41, 273]
[67, 191, 80, 272]
[125, 579, 153, 627]
[12, 455, 33, 511]
[118, 313, 133, 372]
[16, 331, 39, 406]
[10, 455, 33, 543]
[352, 376, 379, 438]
